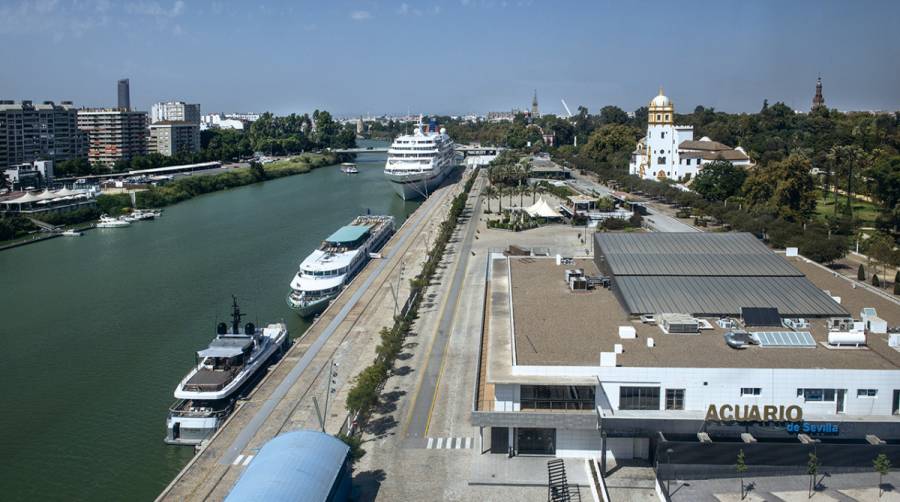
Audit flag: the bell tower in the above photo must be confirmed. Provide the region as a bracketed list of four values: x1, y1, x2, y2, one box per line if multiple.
[812, 76, 825, 110]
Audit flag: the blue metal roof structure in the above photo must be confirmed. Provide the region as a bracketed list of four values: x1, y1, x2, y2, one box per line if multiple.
[225, 430, 350, 502]
[325, 225, 370, 244]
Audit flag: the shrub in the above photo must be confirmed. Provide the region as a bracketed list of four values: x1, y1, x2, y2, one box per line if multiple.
[602, 218, 628, 230]
[858, 264, 866, 280]
[872, 274, 881, 287]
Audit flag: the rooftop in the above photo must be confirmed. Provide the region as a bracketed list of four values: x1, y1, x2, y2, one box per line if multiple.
[496, 257, 899, 371]
[594, 233, 848, 317]
[325, 225, 370, 244]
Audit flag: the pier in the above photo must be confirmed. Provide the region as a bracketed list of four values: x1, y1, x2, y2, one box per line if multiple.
[157, 173, 470, 501]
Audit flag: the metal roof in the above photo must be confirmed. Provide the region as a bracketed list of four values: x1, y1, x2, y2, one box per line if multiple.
[325, 225, 370, 244]
[225, 430, 349, 502]
[596, 233, 801, 276]
[614, 276, 849, 317]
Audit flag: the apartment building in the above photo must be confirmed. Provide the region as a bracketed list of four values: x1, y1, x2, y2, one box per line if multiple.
[77, 109, 148, 166]
[0, 100, 83, 169]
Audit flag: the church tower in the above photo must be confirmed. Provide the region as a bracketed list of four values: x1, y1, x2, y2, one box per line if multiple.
[531, 90, 539, 118]
[645, 88, 678, 179]
[812, 76, 825, 110]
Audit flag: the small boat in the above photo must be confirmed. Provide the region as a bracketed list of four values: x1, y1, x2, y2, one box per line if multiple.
[61, 229, 83, 237]
[340, 163, 359, 174]
[96, 215, 131, 228]
[129, 209, 161, 221]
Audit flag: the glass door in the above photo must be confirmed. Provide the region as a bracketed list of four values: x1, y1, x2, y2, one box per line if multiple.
[836, 389, 845, 414]
[516, 428, 556, 455]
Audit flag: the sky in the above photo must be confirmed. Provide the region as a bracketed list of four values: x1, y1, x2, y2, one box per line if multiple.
[1, 0, 898, 117]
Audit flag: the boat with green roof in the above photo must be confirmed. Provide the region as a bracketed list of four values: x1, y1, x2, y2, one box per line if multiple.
[286, 215, 395, 317]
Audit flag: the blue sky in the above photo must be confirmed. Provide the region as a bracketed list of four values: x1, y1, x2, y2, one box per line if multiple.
[1, 0, 898, 116]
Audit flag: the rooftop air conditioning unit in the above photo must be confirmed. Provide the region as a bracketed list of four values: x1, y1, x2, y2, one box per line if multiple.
[783, 318, 809, 329]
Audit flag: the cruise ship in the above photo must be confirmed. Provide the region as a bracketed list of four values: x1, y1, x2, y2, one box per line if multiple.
[165, 297, 289, 446]
[287, 215, 395, 317]
[383, 117, 457, 200]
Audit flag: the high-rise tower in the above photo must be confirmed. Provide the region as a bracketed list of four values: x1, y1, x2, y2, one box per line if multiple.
[812, 76, 825, 110]
[118, 78, 131, 111]
[531, 90, 539, 118]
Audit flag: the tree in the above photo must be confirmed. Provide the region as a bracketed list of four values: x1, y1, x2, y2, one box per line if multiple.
[599, 105, 628, 125]
[337, 433, 366, 465]
[692, 160, 747, 201]
[868, 155, 900, 232]
[895, 271, 900, 295]
[872, 274, 881, 287]
[742, 154, 817, 221]
[582, 124, 640, 171]
[873, 453, 891, 497]
[735, 449, 748, 500]
[483, 185, 496, 212]
[858, 264, 866, 281]
[807, 452, 820, 498]
[797, 234, 847, 264]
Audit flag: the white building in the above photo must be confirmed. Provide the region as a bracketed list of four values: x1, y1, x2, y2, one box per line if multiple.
[200, 113, 245, 131]
[151, 101, 201, 124]
[629, 89, 751, 181]
[472, 233, 900, 466]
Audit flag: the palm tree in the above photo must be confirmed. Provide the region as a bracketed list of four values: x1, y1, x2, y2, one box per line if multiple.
[483, 185, 495, 212]
[518, 181, 525, 208]
[497, 186, 504, 214]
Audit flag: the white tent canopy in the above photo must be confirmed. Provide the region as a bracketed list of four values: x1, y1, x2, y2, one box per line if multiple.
[524, 197, 563, 218]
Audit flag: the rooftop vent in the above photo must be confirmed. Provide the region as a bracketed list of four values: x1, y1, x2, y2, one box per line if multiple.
[724, 330, 755, 349]
[658, 313, 700, 334]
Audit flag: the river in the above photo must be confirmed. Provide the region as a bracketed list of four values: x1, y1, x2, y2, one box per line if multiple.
[0, 142, 417, 501]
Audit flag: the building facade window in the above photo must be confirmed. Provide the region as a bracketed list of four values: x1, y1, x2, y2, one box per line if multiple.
[661, 131, 666, 139]
[521, 385, 595, 411]
[741, 388, 761, 396]
[657, 156, 666, 165]
[798, 388, 836, 402]
[619, 386, 660, 410]
[656, 114, 661, 121]
[857, 389, 878, 398]
[665, 389, 685, 410]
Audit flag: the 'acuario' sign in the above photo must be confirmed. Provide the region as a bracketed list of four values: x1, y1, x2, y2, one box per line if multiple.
[705, 404, 802, 422]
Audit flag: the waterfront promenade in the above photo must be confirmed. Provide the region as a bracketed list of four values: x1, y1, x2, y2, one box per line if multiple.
[157, 172, 466, 500]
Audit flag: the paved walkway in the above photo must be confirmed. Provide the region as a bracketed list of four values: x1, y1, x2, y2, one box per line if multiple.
[669, 471, 900, 502]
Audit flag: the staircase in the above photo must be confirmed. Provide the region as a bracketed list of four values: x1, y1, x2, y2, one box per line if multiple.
[548, 458, 576, 502]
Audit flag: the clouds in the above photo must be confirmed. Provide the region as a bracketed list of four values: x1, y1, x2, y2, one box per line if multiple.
[0, 0, 112, 40]
[350, 10, 371, 21]
[126, 1, 185, 18]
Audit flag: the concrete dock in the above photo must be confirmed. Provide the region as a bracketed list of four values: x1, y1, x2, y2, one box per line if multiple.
[157, 173, 468, 501]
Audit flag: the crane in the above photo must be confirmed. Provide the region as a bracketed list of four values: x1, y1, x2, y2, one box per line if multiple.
[560, 99, 573, 118]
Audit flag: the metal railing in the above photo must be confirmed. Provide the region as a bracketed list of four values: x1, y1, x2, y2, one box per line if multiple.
[475, 399, 596, 413]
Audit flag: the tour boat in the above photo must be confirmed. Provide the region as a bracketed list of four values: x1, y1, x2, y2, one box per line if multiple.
[96, 215, 130, 228]
[340, 163, 359, 174]
[287, 215, 395, 317]
[61, 229, 83, 236]
[383, 116, 457, 200]
[165, 297, 289, 446]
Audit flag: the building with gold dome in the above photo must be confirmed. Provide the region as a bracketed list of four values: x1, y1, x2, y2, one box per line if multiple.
[629, 89, 750, 181]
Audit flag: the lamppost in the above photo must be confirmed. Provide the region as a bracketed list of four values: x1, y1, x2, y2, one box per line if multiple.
[665, 448, 675, 497]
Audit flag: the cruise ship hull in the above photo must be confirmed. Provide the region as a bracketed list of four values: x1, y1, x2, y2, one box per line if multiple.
[286, 292, 336, 318]
[386, 165, 455, 200]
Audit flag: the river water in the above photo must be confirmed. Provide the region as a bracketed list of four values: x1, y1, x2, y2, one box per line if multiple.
[0, 143, 416, 501]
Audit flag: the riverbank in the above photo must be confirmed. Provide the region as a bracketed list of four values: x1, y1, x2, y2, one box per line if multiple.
[0, 151, 347, 250]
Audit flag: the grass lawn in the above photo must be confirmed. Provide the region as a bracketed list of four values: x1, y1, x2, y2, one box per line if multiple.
[265, 153, 331, 175]
[814, 193, 880, 224]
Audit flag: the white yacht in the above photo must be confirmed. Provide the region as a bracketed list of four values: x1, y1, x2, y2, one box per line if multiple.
[165, 297, 289, 446]
[287, 215, 395, 317]
[340, 162, 359, 174]
[383, 117, 457, 200]
[96, 214, 130, 228]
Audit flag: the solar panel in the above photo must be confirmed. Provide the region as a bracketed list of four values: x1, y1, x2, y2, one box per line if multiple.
[752, 331, 815, 348]
[741, 307, 782, 327]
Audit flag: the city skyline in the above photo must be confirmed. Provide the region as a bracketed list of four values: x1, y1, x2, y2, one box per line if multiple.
[1, 1, 899, 116]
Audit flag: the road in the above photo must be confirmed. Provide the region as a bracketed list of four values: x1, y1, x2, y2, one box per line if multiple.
[567, 172, 699, 233]
[403, 173, 485, 438]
